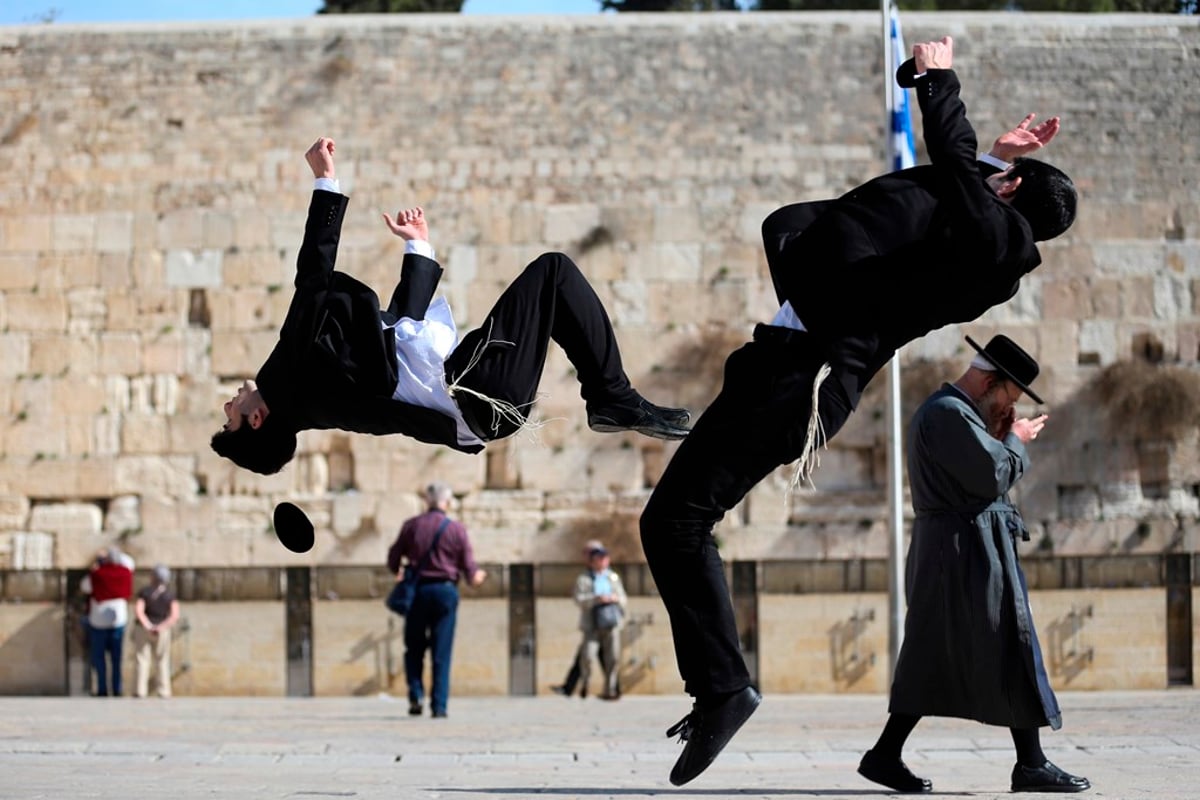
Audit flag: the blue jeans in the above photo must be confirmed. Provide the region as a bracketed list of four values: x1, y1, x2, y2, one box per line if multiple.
[88, 625, 125, 696]
[404, 581, 459, 715]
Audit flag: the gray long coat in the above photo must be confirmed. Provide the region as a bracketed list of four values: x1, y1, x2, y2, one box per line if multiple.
[889, 384, 1061, 730]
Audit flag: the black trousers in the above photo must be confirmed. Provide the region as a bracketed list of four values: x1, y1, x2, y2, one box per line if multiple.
[640, 328, 855, 698]
[443, 252, 637, 441]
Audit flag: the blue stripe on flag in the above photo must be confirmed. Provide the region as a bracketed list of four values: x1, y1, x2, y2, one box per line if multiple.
[889, 7, 917, 173]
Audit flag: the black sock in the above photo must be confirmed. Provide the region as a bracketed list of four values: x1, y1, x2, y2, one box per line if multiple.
[1011, 727, 1047, 767]
[872, 713, 921, 759]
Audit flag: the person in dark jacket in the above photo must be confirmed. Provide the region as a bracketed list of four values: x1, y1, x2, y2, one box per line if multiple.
[858, 334, 1089, 794]
[641, 35, 1078, 787]
[211, 137, 689, 475]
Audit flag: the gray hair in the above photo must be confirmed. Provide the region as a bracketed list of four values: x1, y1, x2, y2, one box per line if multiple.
[152, 564, 171, 584]
[425, 482, 453, 507]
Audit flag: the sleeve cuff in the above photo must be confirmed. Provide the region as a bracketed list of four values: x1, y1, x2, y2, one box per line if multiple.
[404, 239, 436, 260]
[978, 152, 1011, 171]
[313, 177, 340, 194]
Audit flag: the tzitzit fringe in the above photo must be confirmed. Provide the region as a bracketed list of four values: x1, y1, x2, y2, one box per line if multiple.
[445, 318, 548, 441]
[787, 361, 833, 495]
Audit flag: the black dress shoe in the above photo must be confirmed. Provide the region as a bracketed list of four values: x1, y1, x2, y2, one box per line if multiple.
[587, 398, 691, 440]
[408, 701, 422, 716]
[643, 400, 690, 427]
[858, 749, 932, 793]
[666, 686, 762, 786]
[1011, 761, 1091, 793]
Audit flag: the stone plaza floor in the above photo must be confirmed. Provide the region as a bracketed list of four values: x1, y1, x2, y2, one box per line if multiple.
[2, 689, 1197, 799]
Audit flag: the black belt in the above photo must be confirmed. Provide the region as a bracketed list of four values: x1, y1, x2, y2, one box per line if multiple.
[417, 577, 455, 587]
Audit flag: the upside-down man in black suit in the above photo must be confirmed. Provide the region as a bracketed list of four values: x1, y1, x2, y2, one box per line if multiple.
[212, 137, 689, 476]
[641, 35, 1079, 786]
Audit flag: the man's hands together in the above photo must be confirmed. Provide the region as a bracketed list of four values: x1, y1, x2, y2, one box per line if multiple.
[382, 206, 429, 242]
[305, 137, 336, 180]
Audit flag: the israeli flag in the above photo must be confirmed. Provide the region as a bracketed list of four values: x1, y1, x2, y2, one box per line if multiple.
[888, 6, 917, 173]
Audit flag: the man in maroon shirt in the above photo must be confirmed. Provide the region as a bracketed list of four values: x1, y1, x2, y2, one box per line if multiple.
[387, 482, 486, 718]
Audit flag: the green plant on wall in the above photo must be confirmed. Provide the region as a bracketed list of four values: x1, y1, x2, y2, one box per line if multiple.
[1092, 360, 1200, 442]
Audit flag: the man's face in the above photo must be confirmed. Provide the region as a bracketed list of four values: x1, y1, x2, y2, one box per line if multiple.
[588, 550, 610, 570]
[978, 378, 1023, 436]
[222, 380, 259, 431]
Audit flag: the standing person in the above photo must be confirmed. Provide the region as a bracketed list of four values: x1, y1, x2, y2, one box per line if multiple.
[640, 35, 1078, 786]
[387, 483, 486, 719]
[132, 564, 181, 699]
[858, 334, 1089, 794]
[79, 546, 135, 697]
[572, 541, 628, 701]
[211, 137, 689, 478]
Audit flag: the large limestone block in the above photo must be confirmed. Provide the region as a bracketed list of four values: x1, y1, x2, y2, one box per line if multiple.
[5, 292, 67, 332]
[542, 204, 601, 246]
[0, 215, 52, 255]
[0, 333, 31, 378]
[29, 502, 103, 538]
[50, 213, 96, 253]
[0, 496, 31, 531]
[119, 413, 170, 455]
[0, 255, 38, 292]
[165, 249, 223, 288]
[113, 456, 198, 498]
[582, 446, 643, 494]
[94, 212, 134, 254]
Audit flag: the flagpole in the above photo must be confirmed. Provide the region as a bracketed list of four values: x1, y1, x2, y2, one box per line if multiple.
[882, 0, 906, 685]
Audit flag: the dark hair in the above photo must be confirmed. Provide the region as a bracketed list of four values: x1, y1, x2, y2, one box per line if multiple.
[210, 414, 296, 475]
[1008, 157, 1077, 242]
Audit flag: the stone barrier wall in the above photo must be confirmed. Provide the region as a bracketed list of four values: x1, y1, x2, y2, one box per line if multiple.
[0, 13, 1196, 570]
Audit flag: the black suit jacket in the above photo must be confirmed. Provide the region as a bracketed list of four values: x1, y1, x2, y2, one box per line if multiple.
[764, 69, 1040, 403]
[255, 190, 484, 454]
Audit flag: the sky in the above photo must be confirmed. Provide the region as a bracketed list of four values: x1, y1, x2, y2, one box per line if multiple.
[0, 0, 602, 26]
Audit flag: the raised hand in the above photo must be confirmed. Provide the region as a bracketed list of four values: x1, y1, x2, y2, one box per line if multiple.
[382, 206, 429, 242]
[305, 137, 336, 180]
[913, 36, 953, 74]
[1011, 413, 1048, 444]
[990, 114, 1061, 163]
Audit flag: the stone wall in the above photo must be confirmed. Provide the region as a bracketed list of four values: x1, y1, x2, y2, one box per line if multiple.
[0, 13, 1197, 569]
[0, 585, 1180, 696]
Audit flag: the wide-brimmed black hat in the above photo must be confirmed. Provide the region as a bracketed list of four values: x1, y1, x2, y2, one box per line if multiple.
[965, 334, 1044, 405]
[273, 502, 315, 554]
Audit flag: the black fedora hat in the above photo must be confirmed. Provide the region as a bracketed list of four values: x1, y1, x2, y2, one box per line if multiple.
[273, 501, 315, 554]
[965, 334, 1044, 405]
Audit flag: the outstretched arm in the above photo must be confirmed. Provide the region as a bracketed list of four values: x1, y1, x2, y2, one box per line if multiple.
[294, 137, 348, 289]
[913, 37, 1033, 266]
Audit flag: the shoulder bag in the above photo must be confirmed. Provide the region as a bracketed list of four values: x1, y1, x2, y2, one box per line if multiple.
[385, 515, 451, 616]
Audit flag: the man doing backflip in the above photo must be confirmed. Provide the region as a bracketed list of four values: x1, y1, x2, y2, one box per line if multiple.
[640, 35, 1078, 786]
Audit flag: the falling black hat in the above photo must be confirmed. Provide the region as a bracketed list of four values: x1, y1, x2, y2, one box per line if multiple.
[273, 502, 315, 554]
[965, 334, 1044, 405]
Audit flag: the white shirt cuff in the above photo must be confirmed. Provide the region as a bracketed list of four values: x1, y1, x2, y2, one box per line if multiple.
[405, 239, 436, 260]
[978, 152, 1011, 171]
[313, 177, 340, 193]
